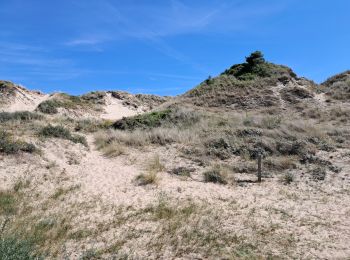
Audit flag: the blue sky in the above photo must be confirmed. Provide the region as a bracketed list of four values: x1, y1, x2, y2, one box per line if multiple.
[0, 0, 349, 96]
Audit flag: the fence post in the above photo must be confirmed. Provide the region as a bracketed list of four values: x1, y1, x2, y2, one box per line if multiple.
[257, 153, 262, 182]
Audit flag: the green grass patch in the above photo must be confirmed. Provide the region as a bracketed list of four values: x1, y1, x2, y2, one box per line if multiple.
[36, 93, 101, 114]
[0, 111, 42, 123]
[113, 109, 172, 130]
[0, 236, 38, 260]
[113, 107, 200, 131]
[38, 125, 87, 146]
[0, 191, 17, 215]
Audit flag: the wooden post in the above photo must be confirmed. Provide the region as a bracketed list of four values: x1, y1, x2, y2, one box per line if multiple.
[257, 153, 262, 182]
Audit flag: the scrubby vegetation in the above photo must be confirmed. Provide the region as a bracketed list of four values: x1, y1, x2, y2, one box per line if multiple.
[135, 171, 158, 186]
[223, 51, 297, 81]
[203, 165, 229, 184]
[36, 99, 61, 114]
[38, 125, 87, 146]
[0, 130, 36, 155]
[113, 107, 200, 130]
[0, 81, 17, 104]
[322, 71, 350, 101]
[110, 91, 168, 110]
[0, 111, 42, 122]
[0, 236, 38, 260]
[36, 93, 103, 114]
[96, 102, 346, 181]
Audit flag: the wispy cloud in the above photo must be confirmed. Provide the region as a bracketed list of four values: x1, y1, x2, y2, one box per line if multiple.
[65, 38, 101, 47]
[64, 0, 287, 73]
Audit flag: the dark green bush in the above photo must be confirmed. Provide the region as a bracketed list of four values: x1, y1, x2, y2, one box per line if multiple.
[38, 125, 87, 146]
[39, 125, 71, 139]
[0, 111, 42, 123]
[310, 167, 327, 181]
[281, 172, 294, 184]
[223, 51, 297, 81]
[203, 166, 227, 184]
[36, 99, 61, 114]
[0, 131, 36, 155]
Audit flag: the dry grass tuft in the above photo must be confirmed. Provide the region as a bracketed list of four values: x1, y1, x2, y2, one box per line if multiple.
[146, 154, 165, 173]
[135, 171, 159, 186]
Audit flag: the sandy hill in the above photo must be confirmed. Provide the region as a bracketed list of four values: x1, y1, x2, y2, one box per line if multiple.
[181, 51, 319, 112]
[0, 52, 349, 259]
[0, 80, 48, 112]
[0, 81, 169, 120]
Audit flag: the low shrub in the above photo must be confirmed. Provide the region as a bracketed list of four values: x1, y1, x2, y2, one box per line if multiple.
[276, 140, 309, 156]
[146, 155, 165, 173]
[135, 172, 158, 186]
[171, 167, 195, 177]
[203, 165, 228, 184]
[0, 131, 36, 155]
[281, 172, 294, 184]
[102, 141, 125, 157]
[205, 137, 237, 160]
[36, 99, 61, 114]
[38, 125, 87, 146]
[0, 111, 42, 123]
[310, 167, 327, 181]
[113, 110, 172, 130]
[113, 107, 200, 131]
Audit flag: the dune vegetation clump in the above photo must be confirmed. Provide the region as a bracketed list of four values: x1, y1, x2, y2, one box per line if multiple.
[0, 111, 42, 123]
[38, 125, 87, 146]
[0, 130, 36, 155]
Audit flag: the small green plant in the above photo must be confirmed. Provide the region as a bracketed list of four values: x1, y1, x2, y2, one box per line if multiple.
[38, 125, 87, 146]
[146, 155, 165, 173]
[102, 141, 125, 157]
[0, 191, 17, 215]
[203, 165, 228, 184]
[281, 172, 294, 184]
[135, 171, 158, 186]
